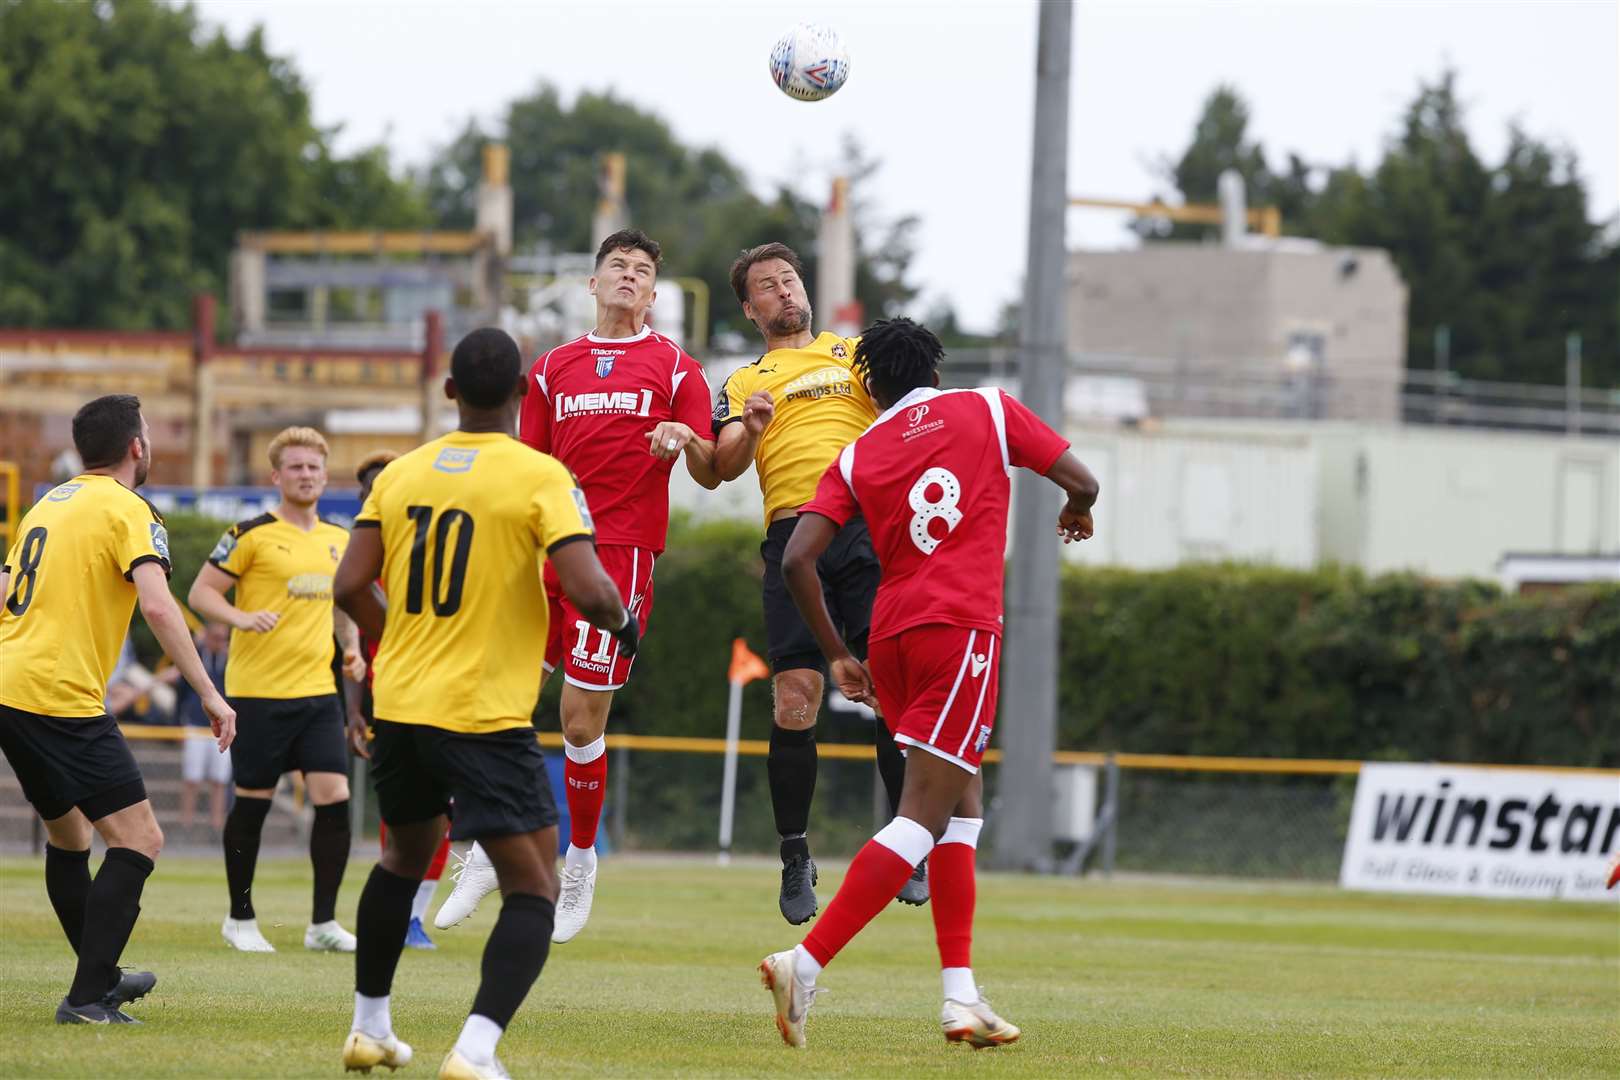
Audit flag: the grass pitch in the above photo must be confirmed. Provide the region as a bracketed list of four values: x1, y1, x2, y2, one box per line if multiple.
[0, 853, 1615, 1077]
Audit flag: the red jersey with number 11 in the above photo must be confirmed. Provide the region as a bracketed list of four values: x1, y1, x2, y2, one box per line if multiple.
[802, 386, 1070, 643]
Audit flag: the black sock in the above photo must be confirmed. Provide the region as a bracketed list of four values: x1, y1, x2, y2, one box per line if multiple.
[873, 722, 907, 819]
[469, 893, 555, 1029]
[310, 800, 351, 925]
[768, 725, 817, 861]
[45, 844, 92, 955]
[223, 795, 272, 920]
[354, 864, 419, 998]
[67, 847, 153, 1006]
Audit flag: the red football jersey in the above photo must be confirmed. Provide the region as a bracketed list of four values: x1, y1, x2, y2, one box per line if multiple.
[519, 327, 713, 553]
[802, 387, 1070, 642]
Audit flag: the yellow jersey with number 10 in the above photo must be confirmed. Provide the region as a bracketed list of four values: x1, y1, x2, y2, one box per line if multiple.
[0, 475, 171, 718]
[714, 331, 876, 526]
[357, 431, 594, 734]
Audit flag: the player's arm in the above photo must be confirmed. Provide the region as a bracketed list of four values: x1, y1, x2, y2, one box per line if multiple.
[334, 608, 366, 682]
[782, 512, 874, 705]
[549, 539, 640, 657]
[712, 385, 774, 482]
[134, 562, 236, 750]
[1047, 451, 1101, 543]
[189, 561, 278, 633]
[333, 526, 387, 644]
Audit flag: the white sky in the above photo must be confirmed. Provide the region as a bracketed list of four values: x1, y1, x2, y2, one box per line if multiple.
[195, 0, 1618, 331]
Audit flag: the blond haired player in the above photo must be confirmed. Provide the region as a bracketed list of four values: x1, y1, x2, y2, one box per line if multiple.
[189, 426, 366, 953]
[710, 241, 916, 924]
[335, 328, 636, 1078]
[0, 394, 235, 1024]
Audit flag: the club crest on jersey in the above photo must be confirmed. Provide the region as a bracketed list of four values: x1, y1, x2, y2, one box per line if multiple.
[432, 448, 479, 474]
[974, 725, 992, 754]
[329, 544, 341, 562]
[149, 522, 171, 561]
[595, 355, 615, 378]
[831, 342, 848, 359]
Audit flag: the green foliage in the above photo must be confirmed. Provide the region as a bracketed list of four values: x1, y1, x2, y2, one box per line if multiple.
[421, 89, 918, 351]
[1160, 72, 1619, 388]
[0, 0, 428, 330]
[1059, 563, 1620, 767]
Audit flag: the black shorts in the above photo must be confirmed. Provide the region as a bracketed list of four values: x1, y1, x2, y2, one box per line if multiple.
[0, 703, 147, 821]
[370, 720, 557, 841]
[760, 515, 879, 674]
[229, 694, 347, 790]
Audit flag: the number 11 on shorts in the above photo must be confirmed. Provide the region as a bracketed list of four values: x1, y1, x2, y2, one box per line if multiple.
[571, 619, 613, 664]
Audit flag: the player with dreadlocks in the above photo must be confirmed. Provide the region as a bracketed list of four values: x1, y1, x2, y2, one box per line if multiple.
[758, 317, 1101, 1049]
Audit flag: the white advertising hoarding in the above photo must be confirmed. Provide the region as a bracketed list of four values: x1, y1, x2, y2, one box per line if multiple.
[1340, 763, 1620, 902]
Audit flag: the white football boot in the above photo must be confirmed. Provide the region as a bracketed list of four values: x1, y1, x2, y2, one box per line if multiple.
[221, 916, 276, 952]
[550, 863, 597, 943]
[435, 845, 498, 929]
[305, 920, 358, 952]
[759, 949, 821, 1048]
[941, 995, 1021, 1048]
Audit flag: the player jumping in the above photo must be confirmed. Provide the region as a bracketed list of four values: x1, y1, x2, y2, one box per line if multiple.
[758, 318, 1100, 1048]
[433, 229, 717, 943]
[335, 327, 637, 1078]
[0, 394, 236, 1024]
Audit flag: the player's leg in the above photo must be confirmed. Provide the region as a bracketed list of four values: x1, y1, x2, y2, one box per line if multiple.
[554, 682, 612, 942]
[62, 796, 163, 1020]
[40, 809, 93, 955]
[221, 697, 280, 951]
[929, 774, 1015, 1046]
[344, 720, 444, 1073]
[439, 726, 561, 1078]
[294, 694, 354, 950]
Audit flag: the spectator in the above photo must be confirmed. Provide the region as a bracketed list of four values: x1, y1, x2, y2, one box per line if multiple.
[176, 623, 232, 831]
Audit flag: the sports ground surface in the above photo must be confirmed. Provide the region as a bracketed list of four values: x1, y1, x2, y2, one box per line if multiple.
[0, 854, 1615, 1077]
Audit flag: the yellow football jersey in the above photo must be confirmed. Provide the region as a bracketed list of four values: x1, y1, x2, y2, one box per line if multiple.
[357, 431, 594, 734]
[208, 512, 349, 699]
[0, 475, 171, 718]
[714, 332, 877, 526]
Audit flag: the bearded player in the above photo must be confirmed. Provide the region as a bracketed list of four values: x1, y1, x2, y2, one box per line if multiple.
[759, 318, 1100, 1048]
[434, 229, 717, 942]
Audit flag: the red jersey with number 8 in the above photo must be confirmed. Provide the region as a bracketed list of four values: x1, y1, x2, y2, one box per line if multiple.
[802, 386, 1070, 643]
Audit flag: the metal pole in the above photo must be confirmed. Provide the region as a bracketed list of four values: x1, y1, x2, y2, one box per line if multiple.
[1566, 332, 1582, 436]
[992, 0, 1072, 873]
[1434, 324, 1450, 424]
[1101, 754, 1119, 877]
[717, 679, 744, 864]
[611, 744, 628, 852]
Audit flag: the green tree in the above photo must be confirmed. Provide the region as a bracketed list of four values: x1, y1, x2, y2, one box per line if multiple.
[0, 0, 428, 331]
[421, 85, 918, 351]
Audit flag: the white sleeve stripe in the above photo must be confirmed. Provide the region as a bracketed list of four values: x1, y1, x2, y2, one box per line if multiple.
[838, 442, 856, 490]
[974, 387, 1010, 474]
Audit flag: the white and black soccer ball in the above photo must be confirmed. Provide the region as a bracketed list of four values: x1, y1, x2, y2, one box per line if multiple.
[769, 23, 850, 102]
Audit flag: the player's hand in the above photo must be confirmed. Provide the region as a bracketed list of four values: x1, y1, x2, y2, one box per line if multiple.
[237, 609, 280, 633]
[347, 710, 372, 760]
[742, 390, 775, 437]
[342, 648, 368, 683]
[610, 609, 640, 659]
[830, 654, 875, 707]
[646, 421, 697, 461]
[204, 693, 236, 752]
[1057, 501, 1094, 544]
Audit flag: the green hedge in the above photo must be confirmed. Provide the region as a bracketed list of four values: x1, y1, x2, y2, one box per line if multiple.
[145, 512, 1620, 768]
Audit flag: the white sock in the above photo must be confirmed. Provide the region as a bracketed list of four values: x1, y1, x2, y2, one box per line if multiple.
[791, 944, 822, 988]
[454, 1013, 503, 1064]
[564, 844, 598, 875]
[353, 993, 391, 1039]
[410, 878, 437, 922]
[942, 967, 979, 1004]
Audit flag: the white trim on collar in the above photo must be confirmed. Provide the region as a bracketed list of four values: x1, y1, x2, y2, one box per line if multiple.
[586, 325, 652, 345]
[873, 385, 941, 427]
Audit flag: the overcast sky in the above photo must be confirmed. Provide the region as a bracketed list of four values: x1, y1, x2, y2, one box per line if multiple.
[195, 0, 1618, 331]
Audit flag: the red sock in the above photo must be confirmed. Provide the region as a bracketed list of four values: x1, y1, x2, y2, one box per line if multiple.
[928, 839, 976, 968]
[801, 817, 933, 968]
[425, 833, 450, 881]
[565, 750, 608, 850]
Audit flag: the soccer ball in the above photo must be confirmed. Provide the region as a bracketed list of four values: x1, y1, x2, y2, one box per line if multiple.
[769, 23, 850, 102]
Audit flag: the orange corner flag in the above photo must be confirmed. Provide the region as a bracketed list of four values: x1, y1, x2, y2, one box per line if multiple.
[728, 638, 770, 685]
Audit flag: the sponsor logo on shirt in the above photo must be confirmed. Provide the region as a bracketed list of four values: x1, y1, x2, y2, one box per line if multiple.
[782, 366, 855, 404]
[903, 402, 946, 441]
[433, 448, 479, 474]
[555, 389, 655, 421]
[287, 572, 334, 601]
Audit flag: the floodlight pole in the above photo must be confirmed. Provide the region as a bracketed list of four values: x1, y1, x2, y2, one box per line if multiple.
[992, 0, 1072, 872]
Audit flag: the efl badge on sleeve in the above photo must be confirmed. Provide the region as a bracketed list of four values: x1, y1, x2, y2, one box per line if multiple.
[150, 522, 171, 562]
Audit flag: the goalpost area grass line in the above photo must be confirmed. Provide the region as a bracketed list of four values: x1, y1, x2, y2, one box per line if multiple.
[0, 855, 1614, 1078]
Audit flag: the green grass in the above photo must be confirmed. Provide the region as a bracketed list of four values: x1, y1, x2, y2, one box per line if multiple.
[1, 854, 1616, 1077]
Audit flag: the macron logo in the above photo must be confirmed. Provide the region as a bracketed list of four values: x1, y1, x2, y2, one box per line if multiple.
[970, 653, 989, 678]
[556, 389, 654, 422]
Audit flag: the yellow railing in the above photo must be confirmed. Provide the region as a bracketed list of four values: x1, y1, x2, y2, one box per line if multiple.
[115, 724, 1620, 778]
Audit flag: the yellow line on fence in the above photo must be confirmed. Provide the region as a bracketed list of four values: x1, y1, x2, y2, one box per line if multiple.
[117, 724, 1618, 777]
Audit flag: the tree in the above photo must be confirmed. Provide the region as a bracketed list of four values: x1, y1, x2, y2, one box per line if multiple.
[0, 0, 427, 331]
[420, 85, 919, 351]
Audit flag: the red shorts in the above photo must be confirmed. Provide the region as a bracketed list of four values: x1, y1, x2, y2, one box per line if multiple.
[544, 545, 655, 691]
[867, 625, 1001, 774]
